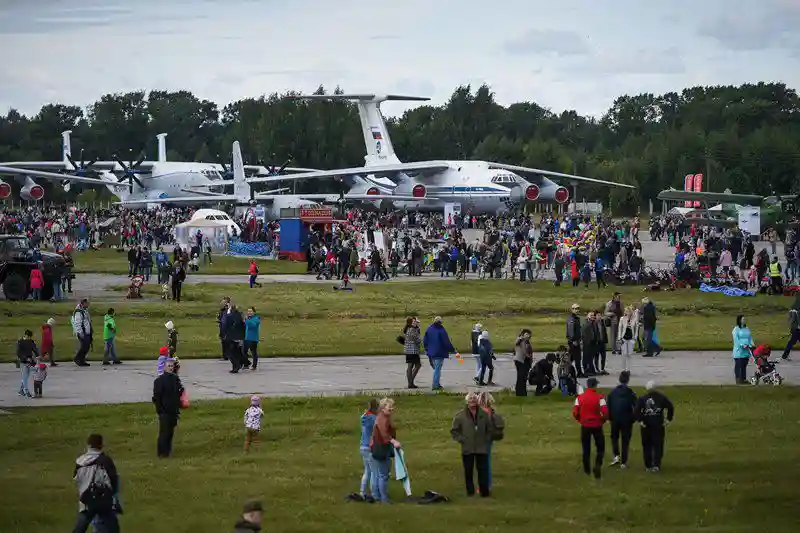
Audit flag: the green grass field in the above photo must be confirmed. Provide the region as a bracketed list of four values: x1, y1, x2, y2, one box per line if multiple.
[1, 281, 795, 361]
[1, 388, 797, 533]
[70, 248, 307, 275]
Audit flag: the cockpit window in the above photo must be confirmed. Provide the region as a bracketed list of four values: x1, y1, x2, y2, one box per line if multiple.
[491, 173, 517, 184]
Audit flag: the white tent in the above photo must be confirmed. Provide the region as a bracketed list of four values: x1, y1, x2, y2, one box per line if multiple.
[174, 219, 230, 251]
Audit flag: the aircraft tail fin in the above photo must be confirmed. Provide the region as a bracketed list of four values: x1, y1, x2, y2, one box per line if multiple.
[232, 141, 251, 202]
[61, 130, 72, 166]
[285, 94, 429, 167]
[156, 133, 168, 162]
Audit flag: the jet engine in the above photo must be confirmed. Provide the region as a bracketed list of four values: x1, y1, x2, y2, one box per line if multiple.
[528, 181, 570, 204]
[20, 178, 44, 201]
[0, 179, 11, 199]
[392, 182, 428, 199]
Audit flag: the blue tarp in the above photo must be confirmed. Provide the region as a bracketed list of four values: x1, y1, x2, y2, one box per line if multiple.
[226, 240, 272, 257]
[699, 283, 756, 297]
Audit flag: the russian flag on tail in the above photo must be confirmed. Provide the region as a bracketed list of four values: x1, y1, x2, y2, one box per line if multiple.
[371, 128, 383, 140]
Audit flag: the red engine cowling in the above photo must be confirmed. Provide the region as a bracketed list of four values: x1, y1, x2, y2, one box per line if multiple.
[525, 184, 540, 201]
[0, 180, 11, 199]
[365, 187, 381, 196]
[554, 186, 570, 204]
[411, 184, 427, 198]
[21, 180, 45, 201]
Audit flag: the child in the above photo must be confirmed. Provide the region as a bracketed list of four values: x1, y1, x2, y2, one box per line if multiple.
[41, 317, 56, 367]
[156, 346, 175, 375]
[165, 321, 178, 357]
[359, 399, 378, 501]
[748, 265, 757, 288]
[556, 345, 574, 397]
[244, 395, 264, 452]
[190, 254, 200, 272]
[471, 323, 483, 385]
[32, 355, 48, 398]
[358, 258, 367, 279]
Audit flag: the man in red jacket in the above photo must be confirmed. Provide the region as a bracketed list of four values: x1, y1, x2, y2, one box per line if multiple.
[572, 377, 609, 479]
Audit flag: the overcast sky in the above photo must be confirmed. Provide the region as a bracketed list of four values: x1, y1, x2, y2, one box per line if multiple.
[1, 0, 798, 119]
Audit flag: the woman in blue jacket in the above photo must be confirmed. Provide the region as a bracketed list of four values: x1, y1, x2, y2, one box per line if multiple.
[732, 314, 754, 384]
[245, 307, 261, 370]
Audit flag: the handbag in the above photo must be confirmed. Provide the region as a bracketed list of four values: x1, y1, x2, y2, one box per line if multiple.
[396, 335, 406, 345]
[179, 390, 190, 409]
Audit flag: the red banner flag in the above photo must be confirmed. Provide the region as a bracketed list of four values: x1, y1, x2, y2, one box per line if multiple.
[693, 173, 703, 207]
[684, 174, 695, 207]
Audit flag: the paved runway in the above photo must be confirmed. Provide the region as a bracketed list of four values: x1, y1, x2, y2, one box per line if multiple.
[2, 351, 796, 408]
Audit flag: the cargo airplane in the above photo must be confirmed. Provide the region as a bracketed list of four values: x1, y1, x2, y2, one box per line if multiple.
[246, 94, 635, 214]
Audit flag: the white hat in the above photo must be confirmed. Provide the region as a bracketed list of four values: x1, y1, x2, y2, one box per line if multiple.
[646, 380, 656, 391]
[46, 318, 55, 326]
[480, 330, 489, 339]
[434, 316, 442, 323]
[165, 321, 174, 330]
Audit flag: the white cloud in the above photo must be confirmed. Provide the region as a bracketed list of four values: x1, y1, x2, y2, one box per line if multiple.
[0, 0, 797, 120]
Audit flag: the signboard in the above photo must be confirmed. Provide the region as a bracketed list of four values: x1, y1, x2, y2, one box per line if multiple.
[738, 205, 761, 236]
[299, 207, 333, 223]
[444, 203, 461, 226]
[693, 173, 703, 208]
[683, 174, 694, 207]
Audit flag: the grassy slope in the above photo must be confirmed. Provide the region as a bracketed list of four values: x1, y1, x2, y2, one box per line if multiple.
[71, 248, 307, 275]
[1, 282, 794, 360]
[0, 388, 798, 533]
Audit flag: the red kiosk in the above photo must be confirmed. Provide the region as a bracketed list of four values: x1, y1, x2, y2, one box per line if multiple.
[278, 207, 335, 261]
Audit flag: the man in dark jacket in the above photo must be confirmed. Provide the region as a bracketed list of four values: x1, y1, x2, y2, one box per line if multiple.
[225, 304, 247, 373]
[152, 360, 184, 458]
[566, 304, 583, 376]
[581, 311, 598, 376]
[450, 392, 503, 497]
[782, 307, 799, 360]
[234, 500, 263, 532]
[529, 353, 556, 396]
[607, 371, 638, 469]
[641, 298, 661, 357]
[423, 316, 455, 391]
[635, 380, 675, 472]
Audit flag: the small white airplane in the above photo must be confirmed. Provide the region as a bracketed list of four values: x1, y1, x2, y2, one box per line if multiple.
[247, 94, 635, 214]
[130, 141, 432, 220]
[0, 131, 316, 204]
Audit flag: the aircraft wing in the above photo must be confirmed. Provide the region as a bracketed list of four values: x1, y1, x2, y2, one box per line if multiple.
[0, 160, 155, 173]
[246, 161, 451, 184]
[656, 189, 764, 205]
[245, 165, 320, 175]
[488, 162, 636, 189]
[295, 193, 439, 202]
[0, 165, 115, 185]
[117, 195, 239, 206]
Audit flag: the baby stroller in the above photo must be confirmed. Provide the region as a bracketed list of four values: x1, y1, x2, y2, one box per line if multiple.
[126, 275, 144, 299]
[749, 345, 783, 386]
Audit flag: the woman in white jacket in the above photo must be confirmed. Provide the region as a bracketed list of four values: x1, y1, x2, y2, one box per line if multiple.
[617, 306, 636, 372]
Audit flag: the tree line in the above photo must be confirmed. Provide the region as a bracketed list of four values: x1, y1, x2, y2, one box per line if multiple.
[1, 82, 798, 212]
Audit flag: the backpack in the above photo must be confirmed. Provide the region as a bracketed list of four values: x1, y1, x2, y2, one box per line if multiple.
[78, 460, 114, 510]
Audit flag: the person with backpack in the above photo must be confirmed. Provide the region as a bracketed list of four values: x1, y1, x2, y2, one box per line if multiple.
[606, 371, 638, 469]
[72, 433, 120, 533]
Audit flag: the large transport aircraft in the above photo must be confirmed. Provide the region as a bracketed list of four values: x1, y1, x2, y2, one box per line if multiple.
[0, 131, 316, 204]
[247, 94, 635, 214]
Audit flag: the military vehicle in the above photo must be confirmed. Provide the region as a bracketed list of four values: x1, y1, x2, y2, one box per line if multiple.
[0, 235, 66, 300]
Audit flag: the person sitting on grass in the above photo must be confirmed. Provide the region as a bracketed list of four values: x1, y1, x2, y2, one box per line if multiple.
[234, 500, 264, 533]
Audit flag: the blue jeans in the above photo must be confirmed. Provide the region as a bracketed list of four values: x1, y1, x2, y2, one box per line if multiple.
[19, 365, 31, 394]
[53, 280, 63, 301]
[32, 288, 41, 300]
[103, 339, 119, 363]
[249, 275, 257, 288]
[141, 265, 152, 281]
[371, 457, 391, 502]
[432, 358, 444, 389]
[359, 447, 374, 495]
[559, 377, 569, 397]
[644, 329, 661, 356]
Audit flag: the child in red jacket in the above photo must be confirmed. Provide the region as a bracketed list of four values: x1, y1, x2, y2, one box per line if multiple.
[41, 318, 57, 367]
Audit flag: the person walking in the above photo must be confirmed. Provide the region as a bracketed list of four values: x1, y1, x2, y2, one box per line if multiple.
[635, 380, 675, 472]
[566, 304, 583, 376]
[423, 316, 455, 391]
[605, 292, 623, 354]
[641, 298, 661, 357]
[152, 359, 184, 458]
[102, 308, 121, 365]
[581, 311, 598, 376]
[170, 261, 186, 302]
[369, 398, 401, 504]
[16, 329, 39, 398]
[617, 306, 636, 372]
[781, 306, 798, 361]
[403, 317, 422, 388]
[607, 371, 638, 469]
[248, 259, 261, 288]
[470, 322, 483, 385]
[72, 298, 93, 367]
[451, 392, 500, 497]
[513, 329, 533, 396]
[477, 330, 495, 386]
[732, 315, 755, 384]
[224, 305, 247, 373]
[72, 433, 120, 533]
[41, 317, 57, 367]
[244, 307, 261, 370]
[572, 377, 609, 479]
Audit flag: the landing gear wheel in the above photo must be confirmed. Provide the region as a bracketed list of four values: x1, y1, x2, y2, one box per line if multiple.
[2, 273, 28, 301]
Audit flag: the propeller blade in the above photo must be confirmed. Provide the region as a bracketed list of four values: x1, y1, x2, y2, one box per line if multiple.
[276, 157, 293, 174]
[112, 154, 129, 172]
[132, 153, 146, 170]
[66, 153, 79, 171]
[86, 157, 98, 168]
